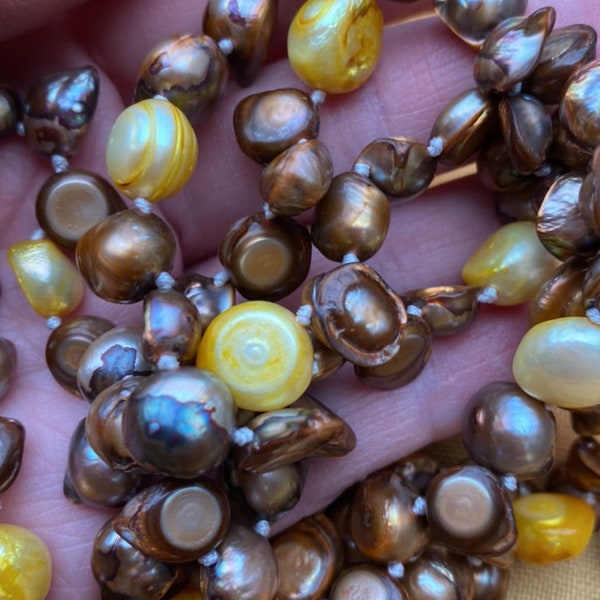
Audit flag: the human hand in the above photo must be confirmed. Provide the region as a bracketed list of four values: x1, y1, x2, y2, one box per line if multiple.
[0, 0, 597, 597]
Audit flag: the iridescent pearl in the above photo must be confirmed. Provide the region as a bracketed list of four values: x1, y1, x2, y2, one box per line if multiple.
[287, 0, 383, 94]
[0, 524, 52, 600]
[513, 316, 600, 409]
[7, 238, 84, 318]
[513, 492, 595, 564]
[196, 301, 313, 411]
[105, 98, 197, 202]
[461, 221, 560, 305]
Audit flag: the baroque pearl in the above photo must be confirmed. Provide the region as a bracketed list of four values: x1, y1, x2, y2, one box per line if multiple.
[513, 316, 600, 409]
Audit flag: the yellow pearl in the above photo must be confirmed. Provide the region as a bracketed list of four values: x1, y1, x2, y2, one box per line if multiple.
[513, 316, 600, 409]
[105, 98, 198, 202]
[513, 493, 595, 564]
[287, 0, 383, 94]
[7, 238, 84, 318]
[196, 301, 313, 411]
[0, 523, 52, 599]
[462, 221, 560, 305]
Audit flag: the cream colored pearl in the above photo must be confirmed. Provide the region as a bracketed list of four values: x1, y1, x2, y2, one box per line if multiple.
[513, 316, 600, 409]
[462, 221, 560, 305]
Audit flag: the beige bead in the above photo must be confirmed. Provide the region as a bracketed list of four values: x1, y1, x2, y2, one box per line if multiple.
[513, 317, 600, 409]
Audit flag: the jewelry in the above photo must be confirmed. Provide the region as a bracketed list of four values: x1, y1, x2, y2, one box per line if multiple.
[1, 0, 600, 598]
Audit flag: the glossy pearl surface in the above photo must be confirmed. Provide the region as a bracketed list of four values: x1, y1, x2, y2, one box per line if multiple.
[7, 238, 84, 318]
[196, 301, 313, 411]
[0, 417, 24, 494]
[513, 316, 600, 409]
[462, 221, 560, 305]
[105, 98, 197, 201]
[0, 524, 52, 600]
[288, 0, 383, 94]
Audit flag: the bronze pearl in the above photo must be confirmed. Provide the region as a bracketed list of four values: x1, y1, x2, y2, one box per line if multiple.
[0, 417, 24, 494]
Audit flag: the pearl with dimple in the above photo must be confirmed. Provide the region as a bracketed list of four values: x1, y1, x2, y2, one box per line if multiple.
[513, 316, 600, 409]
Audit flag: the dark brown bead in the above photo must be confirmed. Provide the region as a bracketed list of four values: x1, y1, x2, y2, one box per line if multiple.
[579, 145, 600, 233]
[549, 109, 592, 170]
[64, 418, 147, 508]
[204, 0, 277, 87]
[350, 468, 428, 564]
[391, 451, 440, 495]
[113, 478, 230, 562]
[430, 88, 498, 165]
[35, 169, 126, 250]
[219, 212, 312, 301]
[0, 417, 24, 494]
[471, 560, 510, 600]
[272, 513, 342, 600]
[582, 252, 600, 317]
[77, 326, 154, 403]
[461, 381, 555, 478]
[76, 209, 177, 304]
[354, 315, 432, 389]
[142, 289, 202, 367]
[23, 66, 99, 157]
[46, 315, 115, 397]
[477, 138, 536, 192]
[307, 263, 407, 367]
[499, 93, 552, 174]
[564, 436, 600, 491]
[570, 403, 600, 436]
[234, 393, 355, 473]
[0, 338, 16, 401]
[135, 34, 228, 124]
[122, 367, 235, 477]
[233, 88, 319, 164]
[434, 0, 527, 49]
[523, 24, 597, 105]
[354, 137, 437, 199]
[474, 8, 555, 94]
[425, 465, 516, 557]
[310, 333, 345, 382]
[330, 565, 410, 600]
[91, 518, 181, 597]
[0, 82, 22, 137]
[260, 139, 333, 216]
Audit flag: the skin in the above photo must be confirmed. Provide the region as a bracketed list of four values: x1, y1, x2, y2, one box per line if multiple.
[0, 0, 596, 597]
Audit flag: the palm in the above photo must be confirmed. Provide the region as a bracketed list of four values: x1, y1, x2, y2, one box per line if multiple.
[0, 0, 595, 597]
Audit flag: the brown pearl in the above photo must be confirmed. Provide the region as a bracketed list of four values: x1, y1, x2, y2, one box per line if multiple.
[113, 478, 230, 562]
[271, 513, 342, 600]
[461, 381, 555, 478]
[425, 465, 516, 556]
[430, 88, 498, 165]
[0, 338, 17, 401]
[233, 393, 356, 473]
[579, 145, 600, 232]
[76, 209, 177, 304]
[310, 333, 345, 382]
[549, 109, 592, 170]
[260, 139, 333, 216]
[354, 137, 437, 199]
[174, 272, 236, 331]
[142, 289, 202, 366]
[0, 82, 22, 137]
[122, 367, 235, 477]
[233, 88, 319, 164]
[0, 417, 24, 494]
[312, 172, 390, 262]
[354, 315, 432, 389]
[477, 138, 536, 192]
[35, 169, 126, 250]
[350, 468, 428, 564]
[392, 451, 440, 495]
[46, 315, 115, 397]
[306, 263, 407, 367]
[471, 560, 510, 599]
[329, 565, 410, 600]
[564, 436, 600, 491]
[219, 212, 312, 301]
[528, 256, 587, 326]
[499, 93, 552, 174]
[135, 34, 229, 124]
[77, 326, 154, 403]
[523, 24, 597, 105]
[204, 0, 277, 87]
[570, 404, 600, 437]
[583, 252, 600, 316]
[64, 418, 146, 509]
[91, 518, 181, 597]
[23, 66, 99, 157]
[434, 0, 527, 49]
[474, 7, 555, 94]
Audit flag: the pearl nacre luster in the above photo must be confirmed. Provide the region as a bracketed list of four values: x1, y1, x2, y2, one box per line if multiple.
[287, 0, 383, 94]
[105, 98, 198, 202]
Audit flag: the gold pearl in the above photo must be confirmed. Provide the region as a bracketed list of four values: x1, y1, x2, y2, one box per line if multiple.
[287, 0, 383, 94]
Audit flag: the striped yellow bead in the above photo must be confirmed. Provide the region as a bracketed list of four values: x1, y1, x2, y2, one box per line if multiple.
[196, 301, 313, 411]
[105, 98, 198, 202]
